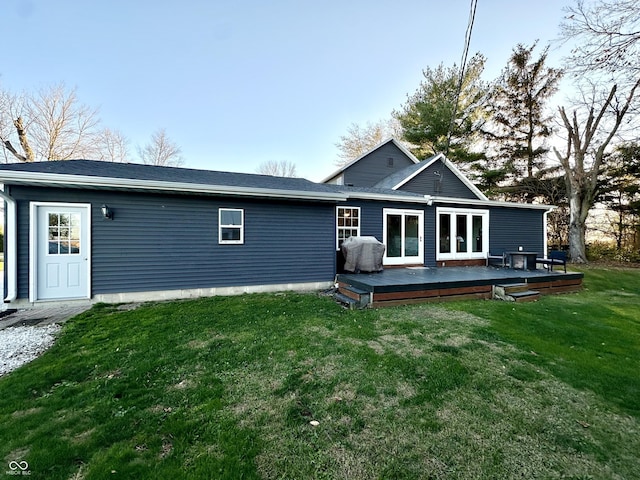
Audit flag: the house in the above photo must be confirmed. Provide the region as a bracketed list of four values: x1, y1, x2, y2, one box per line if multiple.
[0, 139, 553, 307]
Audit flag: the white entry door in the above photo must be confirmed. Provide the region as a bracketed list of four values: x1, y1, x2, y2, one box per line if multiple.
[383, 209, 424, 266]
[32, 203, 91, 301]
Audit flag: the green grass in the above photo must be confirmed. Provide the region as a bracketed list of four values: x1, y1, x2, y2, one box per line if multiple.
[0, 267, 638, 479]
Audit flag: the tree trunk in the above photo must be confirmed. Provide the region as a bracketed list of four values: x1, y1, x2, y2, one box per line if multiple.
[567, 190, 588, 262]
[13, 117, 34, 162]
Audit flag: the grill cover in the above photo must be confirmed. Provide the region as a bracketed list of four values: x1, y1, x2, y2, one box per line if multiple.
[341, 236, 385, 273]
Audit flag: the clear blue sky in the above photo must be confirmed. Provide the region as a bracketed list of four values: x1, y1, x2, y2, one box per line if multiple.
[3, 0, 572, 181]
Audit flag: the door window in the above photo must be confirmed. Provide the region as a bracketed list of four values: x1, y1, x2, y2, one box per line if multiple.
[48, 213, 81, 255]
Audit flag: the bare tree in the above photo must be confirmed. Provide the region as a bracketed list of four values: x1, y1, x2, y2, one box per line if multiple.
[1, 83, 101, 162]
[256, 160, 298, 177]
[335, 118, 402, 166]
[560, 0, 639, 79]
[137, 128, 184, 167]
[97, 128, 130, 162]
[553, 79, 640, 263]
[554, 0, 640, 262]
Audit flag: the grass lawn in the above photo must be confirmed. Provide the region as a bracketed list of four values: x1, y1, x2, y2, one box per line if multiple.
[0, 267, 638, 479]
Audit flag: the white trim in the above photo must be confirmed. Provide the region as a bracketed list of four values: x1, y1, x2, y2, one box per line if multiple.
[320, 138, 419, 184]
[429, 195, 553, 210]
[345, 191, 432, 204]
[29, 202, 92, 302]
[218, 208, 244, 244]
[0, 189, 17, 303]
[336, 206, 361, 250]
[383, 208, 424, 266]
[436, 207, 489, 261]
[0, 171, 347, 202]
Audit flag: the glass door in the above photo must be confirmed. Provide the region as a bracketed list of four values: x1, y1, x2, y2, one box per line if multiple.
[383, 209, 424, 265]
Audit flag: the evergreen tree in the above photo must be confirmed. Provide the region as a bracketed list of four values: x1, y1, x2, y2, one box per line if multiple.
[393, 53, 487, 166]
[482, 43, 563, 201]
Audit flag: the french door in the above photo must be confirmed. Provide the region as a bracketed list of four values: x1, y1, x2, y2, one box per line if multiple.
[383, 209, 424, 266]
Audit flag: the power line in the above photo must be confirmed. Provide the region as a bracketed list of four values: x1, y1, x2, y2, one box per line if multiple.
[445, 0, 479, 157]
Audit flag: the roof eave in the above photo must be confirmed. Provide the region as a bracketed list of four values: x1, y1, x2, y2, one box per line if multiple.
[0, 172, 348, 202]
[429, 195, 553, 210]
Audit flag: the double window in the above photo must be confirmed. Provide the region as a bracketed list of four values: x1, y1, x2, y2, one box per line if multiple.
[336, 206, 360, 249]
[219, 208, 244, 244]
[437, 207, 488, 260]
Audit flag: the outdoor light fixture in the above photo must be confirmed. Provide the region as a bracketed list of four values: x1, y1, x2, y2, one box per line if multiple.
[101, 204, 113, 220]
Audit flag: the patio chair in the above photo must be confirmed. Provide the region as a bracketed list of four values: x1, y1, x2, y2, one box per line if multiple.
[487, 252, 506, 268]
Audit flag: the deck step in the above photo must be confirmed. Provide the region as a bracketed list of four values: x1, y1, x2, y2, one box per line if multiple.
[509, 290, 541, 302]
[494, 283, 540, 302]
[333, 292, 359, 309]
[336, 283, 371, 308]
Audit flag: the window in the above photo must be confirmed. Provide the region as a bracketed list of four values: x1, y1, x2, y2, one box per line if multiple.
[336, 206, 360, 249]
[48, 212, 81, 254]
[219, 208, 244, 244]
[436, 208, 488, 260]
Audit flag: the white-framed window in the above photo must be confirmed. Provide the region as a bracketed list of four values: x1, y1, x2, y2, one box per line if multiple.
[336, 206, 360, 249]
[219, 208, 244, 244]
[436, 207, 489, 260]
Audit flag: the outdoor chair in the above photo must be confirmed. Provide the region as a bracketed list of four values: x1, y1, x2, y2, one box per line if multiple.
[536, 250, 567, 272]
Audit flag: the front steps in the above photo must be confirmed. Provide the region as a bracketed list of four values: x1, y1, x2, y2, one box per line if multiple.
[493, 283, 540, 302]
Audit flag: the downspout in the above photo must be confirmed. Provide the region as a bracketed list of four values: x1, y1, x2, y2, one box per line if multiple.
[543, 207, 555, 258]
[0, 188, 17, 303]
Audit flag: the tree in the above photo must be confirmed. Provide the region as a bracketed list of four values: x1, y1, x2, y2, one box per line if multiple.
[554, 0, 640, 263]
[599, 143, 640, 250]
[255, 160, 298, 177]
[553, 79, 640, 262]
[482, 43, 563, 201]
[334, 119, 402, 166]
[560, 0, 639, 79]
[137, 128, 184, 167]
[96, 128, 130, 163]
[394, 53, 488, 165]
[0, 83, 109, 162]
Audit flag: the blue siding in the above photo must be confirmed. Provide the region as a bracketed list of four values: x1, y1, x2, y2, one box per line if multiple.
[342, 142, 416, 187]
[338, 200, 432, 265]
[398, 159, 479, 199]
[9, 186, 336, 299]
[489, 207, 546, 255]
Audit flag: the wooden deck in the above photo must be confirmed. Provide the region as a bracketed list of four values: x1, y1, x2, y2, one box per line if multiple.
[336, 266, 584, 308]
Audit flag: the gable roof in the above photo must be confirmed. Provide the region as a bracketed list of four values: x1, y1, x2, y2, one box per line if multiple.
[0, 160, 348, 202]
[373, 153, 488, 201]
[321, 138, 419, 184]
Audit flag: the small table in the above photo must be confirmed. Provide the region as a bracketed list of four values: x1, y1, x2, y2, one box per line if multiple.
[507, 251, 538, 270]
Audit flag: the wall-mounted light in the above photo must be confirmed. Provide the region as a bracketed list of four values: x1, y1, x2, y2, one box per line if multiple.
[101, 204, 113, 220]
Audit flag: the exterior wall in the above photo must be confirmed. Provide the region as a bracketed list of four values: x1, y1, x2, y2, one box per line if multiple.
[337, 199, 432, 267]
[397, 159, 479, 199]
[8, 186, 336, 300]
[488, 206, 546, 255]
[342, 142, 416, 187]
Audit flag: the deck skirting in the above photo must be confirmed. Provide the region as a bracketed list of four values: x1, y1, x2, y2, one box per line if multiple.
[336, 267, 583, 308]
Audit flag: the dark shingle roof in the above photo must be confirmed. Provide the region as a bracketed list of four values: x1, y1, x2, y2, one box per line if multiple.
[0, 159, 432, 203]
[372, 156, 437, 189]
[0, 159, 340, 195]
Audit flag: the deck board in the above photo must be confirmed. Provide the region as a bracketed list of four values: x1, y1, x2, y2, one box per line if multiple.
[336, 267, 583, 306]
